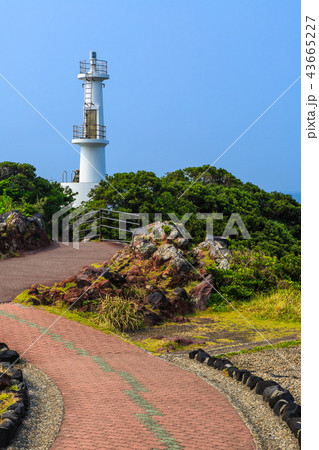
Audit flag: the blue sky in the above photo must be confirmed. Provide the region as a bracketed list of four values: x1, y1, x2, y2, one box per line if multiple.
[0, 0, 300, 195]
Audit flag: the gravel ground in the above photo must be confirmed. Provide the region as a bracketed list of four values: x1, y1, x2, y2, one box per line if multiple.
[230, 347, 301, 405]
[161, 346, 301, 450]
[7, 360, 63, 450]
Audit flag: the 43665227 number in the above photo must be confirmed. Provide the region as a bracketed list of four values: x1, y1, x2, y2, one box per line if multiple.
[306, 16, 316, 79]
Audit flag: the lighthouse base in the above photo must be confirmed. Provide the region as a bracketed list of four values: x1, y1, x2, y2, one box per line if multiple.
[61, 182, 98, 206]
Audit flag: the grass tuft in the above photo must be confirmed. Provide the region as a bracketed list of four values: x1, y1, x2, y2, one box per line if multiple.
[93, 296, 143, 332]
[122, 285, 147, 302]
[237, 288, 301, 322]
[0, 391, 17, 415]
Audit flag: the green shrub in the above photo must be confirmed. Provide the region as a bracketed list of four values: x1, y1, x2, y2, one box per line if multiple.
[0, 190, 14, 214]
[207, 249, 300, 304]
[18, 197, 47, 217]
[0, 161, 74, 233]
[0, 189, 47, 218]
[163, 225, 171, 234]
[281, 254, 301, 281]
[86, 165, 300, 259]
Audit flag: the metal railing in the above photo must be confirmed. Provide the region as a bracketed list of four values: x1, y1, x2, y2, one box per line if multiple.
[78, 209, 141, 243]
[73, 124, 106, 139]
[80, 59, 107, 74]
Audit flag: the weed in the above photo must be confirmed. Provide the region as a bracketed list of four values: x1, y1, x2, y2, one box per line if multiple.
[122, 285, 147, 301]
[0, 392, 17, 415]
[94, 296, 143, 332]
[237, 288, 301, 322]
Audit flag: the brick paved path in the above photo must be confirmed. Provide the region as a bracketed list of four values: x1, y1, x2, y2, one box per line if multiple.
[0, 241, 122, 303]
[0, 303, 255, 449]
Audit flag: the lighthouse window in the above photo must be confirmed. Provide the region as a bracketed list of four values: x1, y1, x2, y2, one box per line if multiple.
[85, 110, 97, 138]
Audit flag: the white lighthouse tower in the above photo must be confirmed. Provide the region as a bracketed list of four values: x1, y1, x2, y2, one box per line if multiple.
[61, 51, 109, 205]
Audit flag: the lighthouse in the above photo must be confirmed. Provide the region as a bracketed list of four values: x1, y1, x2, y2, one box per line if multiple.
[61, 51, 109, 205]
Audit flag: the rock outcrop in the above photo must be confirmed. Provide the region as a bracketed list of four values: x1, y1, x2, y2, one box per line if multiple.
[19, 221, 230, 327]
[193, 235, 230, 270]
[189, 274, 214, 310]
[0, 211, 50, 257]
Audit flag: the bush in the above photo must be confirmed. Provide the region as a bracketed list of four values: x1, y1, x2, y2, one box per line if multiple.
[281, 254, 301, 282]
[86, 165, 300, 259]
[207, 249, 283, 302]
[207, 248, 300, 305]
[94, 296, 143, 332]
[0, 192, 48, 218]
[0, 162, 74, 233]
[0, 190, 14, 214]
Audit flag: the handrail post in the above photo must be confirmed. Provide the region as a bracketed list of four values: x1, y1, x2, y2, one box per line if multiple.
[99, 209, 102, 241]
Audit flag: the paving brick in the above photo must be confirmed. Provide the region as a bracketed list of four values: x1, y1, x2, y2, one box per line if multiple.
[0, 303, 255, 449]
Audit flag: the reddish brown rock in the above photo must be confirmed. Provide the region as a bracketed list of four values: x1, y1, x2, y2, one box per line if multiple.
[169, 287, 193, 315]
[126, 265, 143, 277]
[63, 288, 82, 303]
[60, 276, 77, 287]
[166, 273, 191, 289]
[27, 286, 39, 296]
[189, 274, 214, 310]
[29, 297, 41, 306]
[76, 266, 102, 288]
[92, 280, 111, 294]
[0, 372, 11, 389]
[49, 290, 63, 302]
[126, 275, 146, 284]
[141, 310, 162, 327]
[101, 270, 125, 284]
[147, 291, 169, 310]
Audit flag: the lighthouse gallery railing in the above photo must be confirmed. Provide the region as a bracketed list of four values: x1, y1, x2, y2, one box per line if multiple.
[73, 124, 106, 140]
[79, 59, 107, 74]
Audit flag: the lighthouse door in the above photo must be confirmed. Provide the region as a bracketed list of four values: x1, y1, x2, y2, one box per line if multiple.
[85, 109, 97, 138]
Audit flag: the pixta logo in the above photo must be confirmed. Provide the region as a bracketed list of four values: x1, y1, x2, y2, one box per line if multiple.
[52, 206, 251, 248]
[52, 204, 99, 249]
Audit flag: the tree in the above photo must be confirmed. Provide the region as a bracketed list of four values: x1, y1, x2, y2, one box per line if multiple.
[87, 165, 300, 259]
[0, 161, 74, 233]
